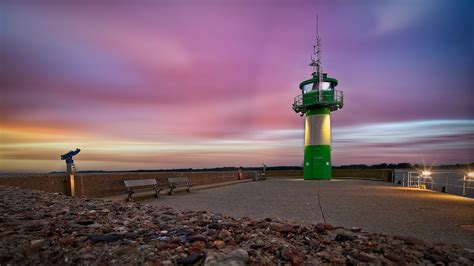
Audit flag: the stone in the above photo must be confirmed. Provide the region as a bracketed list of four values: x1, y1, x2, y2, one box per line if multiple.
[1, 186, 473, 265]
[217, 229, 231, 239]
[213, 240, 225, 249]
[353, 252, 376, 262]
[205, 249, 249, 266]
[393, 235, 426, 246]
[350, 227, 362, 232]
[315, 223, 326, 233]
[160, 260, 174, 266]
[335, 233, 355, 242]
[324, 224, 334, 230]
[30, 239, 44, 245]
[385, 253, 403, 262]
[189, 234, 207, 242]
[86, 234, 122, 243]
[77, 220, 95, 226]
[176, 252, 205, 264]
[79, 253, 96, 260]
[86, 223, 102, 228]
[272, 223, 293, 234]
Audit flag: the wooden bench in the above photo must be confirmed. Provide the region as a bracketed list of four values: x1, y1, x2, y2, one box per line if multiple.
[124, 179, 163, 202]
[168, 177, 193, 195]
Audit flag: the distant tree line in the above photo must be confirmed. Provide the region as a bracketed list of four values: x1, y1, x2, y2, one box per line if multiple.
[333, 163, 474, 170]
[49, 162, 473, 174]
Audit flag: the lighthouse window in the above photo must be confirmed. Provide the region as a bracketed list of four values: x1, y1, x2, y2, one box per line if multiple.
[303, 83, 314, 93]
[322, 82, 331, 90]
[303, 82, 331, 93]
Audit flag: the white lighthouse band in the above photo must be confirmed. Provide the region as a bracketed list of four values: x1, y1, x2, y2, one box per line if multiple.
[305, 114, 331, 146]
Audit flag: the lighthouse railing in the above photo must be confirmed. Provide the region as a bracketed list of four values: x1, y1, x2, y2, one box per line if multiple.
[293, 90, 343, 109]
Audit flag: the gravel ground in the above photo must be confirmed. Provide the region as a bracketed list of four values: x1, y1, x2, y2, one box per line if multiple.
[150, 179, 474, 248]
[1, 186, 473, 265]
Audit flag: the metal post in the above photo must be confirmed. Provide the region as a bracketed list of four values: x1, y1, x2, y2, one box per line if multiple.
[445, 175, 448, 193]
[61, 148, 81, 197]
[463, 174, 466, 196]
[66, 159, 76, 197]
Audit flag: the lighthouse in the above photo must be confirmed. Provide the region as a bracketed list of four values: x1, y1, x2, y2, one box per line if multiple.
[292, 17, 343, 180]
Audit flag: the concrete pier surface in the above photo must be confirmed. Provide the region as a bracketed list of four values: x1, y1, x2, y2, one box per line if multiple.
[148, 178, 474, 249]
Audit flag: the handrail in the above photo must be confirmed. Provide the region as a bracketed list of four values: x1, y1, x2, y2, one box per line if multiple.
[293, 90, 343, 108]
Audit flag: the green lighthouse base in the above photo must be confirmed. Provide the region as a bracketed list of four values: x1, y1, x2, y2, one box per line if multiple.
[303, 145, 331, 180]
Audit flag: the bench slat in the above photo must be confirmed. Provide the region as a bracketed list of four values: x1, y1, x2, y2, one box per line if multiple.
[168, 177, 189, 184]
[124, 179, 157, 188]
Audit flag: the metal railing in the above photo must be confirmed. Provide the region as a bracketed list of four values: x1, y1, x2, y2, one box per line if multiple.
[293, 90, 343, 109]
[393, 170, 474, 198]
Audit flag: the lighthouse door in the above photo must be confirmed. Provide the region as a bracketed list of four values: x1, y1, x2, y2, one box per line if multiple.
[313, 157, 323, 178]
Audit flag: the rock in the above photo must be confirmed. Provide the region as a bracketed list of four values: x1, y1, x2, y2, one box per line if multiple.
[86, 234, 122, 243]
[213, 240, 225, 249]
[86, 223, 102, 228]
[170, 237, 183, 244]
[176, 252, 205, 265]
[315, 223, 326, 232]
[160, 260, 174, 266]
[350, 227, 362, 232]
[249, 240, 264, 249]
[335, 233, 355, 242]
[1, 186, 473, 265]
[191, 240, 206, 251]
[205, 249, 249, 266]
[30, 239, 44, 245]
[385, 253, 402, 262]
[25, 244, 41, 257]
[189, 234, 207, 242]
[217, 229, 231, 239]
[324, 224, 334, 230]
[424, 253, 445, 263]
[353, 252, 376, 262]
[272, 223, 293, 234]
[280, 247, 291, 260]
[77, 220, 95, 226]
[79, 253, 96, 260]
[290, 251, 304, 264]
[393, 235, 426, 246]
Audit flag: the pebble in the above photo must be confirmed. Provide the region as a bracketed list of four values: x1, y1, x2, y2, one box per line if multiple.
[217, 229, 231, 239]
[213, 240, 225, 249]
[0, 186, 472, 265]
[205, 248, 249, 265]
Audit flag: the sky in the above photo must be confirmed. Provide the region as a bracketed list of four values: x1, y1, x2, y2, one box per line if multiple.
[1, 0, 473, 173]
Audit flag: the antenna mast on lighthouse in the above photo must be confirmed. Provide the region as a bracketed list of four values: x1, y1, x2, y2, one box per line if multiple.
[310, 11, 323, 101]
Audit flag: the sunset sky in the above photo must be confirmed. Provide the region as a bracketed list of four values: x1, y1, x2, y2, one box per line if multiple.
[1, 0, 473, 173]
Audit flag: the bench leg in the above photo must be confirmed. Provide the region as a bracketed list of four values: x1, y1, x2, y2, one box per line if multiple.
[169, 186, 175, 195]
[127, 189, 134, 202]
[154, 186, 161, 198]
[186, 186, 191, 192]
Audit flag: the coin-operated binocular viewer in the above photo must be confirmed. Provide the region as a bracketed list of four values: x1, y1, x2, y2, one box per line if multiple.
[61, 148, 81, 197]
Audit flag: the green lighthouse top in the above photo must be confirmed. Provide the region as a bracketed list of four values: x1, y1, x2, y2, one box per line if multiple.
[299, 73, 338, 92]
[292, 15, 343, 115]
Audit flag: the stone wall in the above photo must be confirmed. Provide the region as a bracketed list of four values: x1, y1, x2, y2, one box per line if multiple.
[332, 169, 393, 182]
[0, 169, 392, 198]
[0, 171, 258, 198]
[265, 169, 392, 181]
